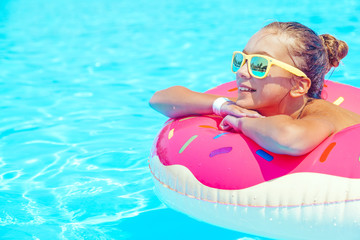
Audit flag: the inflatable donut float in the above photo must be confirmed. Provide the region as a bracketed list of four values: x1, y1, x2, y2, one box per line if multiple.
[149, 80, 360, 240]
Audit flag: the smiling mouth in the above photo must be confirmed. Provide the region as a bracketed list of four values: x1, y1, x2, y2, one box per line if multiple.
[238, 86, 256, 92]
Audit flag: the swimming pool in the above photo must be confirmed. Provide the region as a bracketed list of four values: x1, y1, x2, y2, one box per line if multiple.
[0, 0, 359, 239]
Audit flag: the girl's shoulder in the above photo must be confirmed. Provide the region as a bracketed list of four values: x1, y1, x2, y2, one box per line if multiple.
[303, 98, 360, 132]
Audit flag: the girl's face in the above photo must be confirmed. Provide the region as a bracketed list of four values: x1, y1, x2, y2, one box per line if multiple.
[235, 29, 298, 116]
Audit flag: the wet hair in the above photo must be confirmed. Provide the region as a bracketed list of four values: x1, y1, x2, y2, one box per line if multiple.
[262, 22, 348, 99]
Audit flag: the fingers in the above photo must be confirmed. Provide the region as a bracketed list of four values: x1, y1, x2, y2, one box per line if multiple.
[219, 120, 232, 131]
[220, 115, 239, 131]
[241, 112, 263, 118]
[221, 103, 263, 118]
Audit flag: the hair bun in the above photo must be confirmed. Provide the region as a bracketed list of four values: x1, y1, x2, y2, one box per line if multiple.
[319, 34, 348, 69]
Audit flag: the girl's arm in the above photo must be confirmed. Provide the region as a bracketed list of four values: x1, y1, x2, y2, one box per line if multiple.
[149, 86, 262, 119]
[220, 114, 335, 156]
[149, 86, 220, 118]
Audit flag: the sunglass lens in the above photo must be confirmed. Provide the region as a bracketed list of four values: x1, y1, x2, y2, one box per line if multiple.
[250, 56, 268, 78]
[232, 53, 243, 72]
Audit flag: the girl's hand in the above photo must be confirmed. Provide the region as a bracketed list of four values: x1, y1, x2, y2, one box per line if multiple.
[219, 105, 264, 131]
[219, 101, 263, 118]
[219, 115, 242, 131]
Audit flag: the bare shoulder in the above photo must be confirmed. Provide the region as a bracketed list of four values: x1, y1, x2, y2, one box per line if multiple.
[302, 99, 360, 132]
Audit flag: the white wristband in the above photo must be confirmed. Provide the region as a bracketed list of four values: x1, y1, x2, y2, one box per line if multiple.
[212, 97, 231, 116]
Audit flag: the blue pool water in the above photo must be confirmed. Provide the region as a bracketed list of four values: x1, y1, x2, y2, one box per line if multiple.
[1, 0, 359, 239]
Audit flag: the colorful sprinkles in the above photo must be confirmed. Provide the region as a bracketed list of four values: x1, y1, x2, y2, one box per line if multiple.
[333, 97, 344, 106]
[179, 135, 198, 154]
[320, 142, 336, 163]
[228, 87, 238, 92]
[179, 116, 196, 122]
[209, 147, 232, 157]
[256, 149, 274, 161]
[168, 128, 174, 139]
[213, 132, 230, 139]
[199, 125, 218, 130]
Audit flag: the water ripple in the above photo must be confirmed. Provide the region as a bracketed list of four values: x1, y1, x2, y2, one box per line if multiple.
[0, 0, 359, 239]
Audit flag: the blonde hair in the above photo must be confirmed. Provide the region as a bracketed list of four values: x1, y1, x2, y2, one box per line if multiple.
[262, 22, 348, 99]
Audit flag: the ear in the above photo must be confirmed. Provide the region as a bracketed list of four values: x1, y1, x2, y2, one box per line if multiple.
[290, 77, 311, 97]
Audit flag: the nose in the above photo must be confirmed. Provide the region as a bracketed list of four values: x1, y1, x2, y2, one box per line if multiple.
[236, 60, 251, 80]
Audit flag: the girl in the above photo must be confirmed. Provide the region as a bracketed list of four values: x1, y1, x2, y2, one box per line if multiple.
[149, 22, 360, 156]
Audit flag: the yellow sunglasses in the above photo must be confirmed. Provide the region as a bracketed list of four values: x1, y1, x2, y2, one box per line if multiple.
[231, 51, 308, 79]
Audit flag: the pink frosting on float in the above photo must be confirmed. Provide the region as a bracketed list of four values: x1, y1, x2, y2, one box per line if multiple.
[154, 81, 360, 190]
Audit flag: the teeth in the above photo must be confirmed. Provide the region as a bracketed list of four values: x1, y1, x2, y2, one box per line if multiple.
[238, 87, 255, 92]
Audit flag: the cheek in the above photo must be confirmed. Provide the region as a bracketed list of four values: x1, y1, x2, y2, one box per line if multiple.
[267, 69, 295, 87]
[236, 80, 292, 108]
[254, 83, 290, 103]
